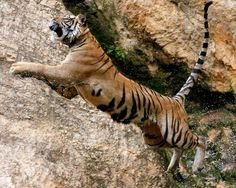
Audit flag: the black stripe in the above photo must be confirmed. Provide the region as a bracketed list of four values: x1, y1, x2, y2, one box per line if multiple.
[122, 91, 138, 124]
[64, 22, 70, 27]
[190, 75, 196, 83]
[97, 97, 115, 112]
[140, 91, 148, 121]
[200, 51, 207, 56]
[122, 119, 131, 124]
[154, 92, 163, 112]
[182, 131, 189, 148]
[204, 1, 213, 12]
[175, 119, 180, 134]
[61, 22, 67, 27]
[171, 118, 179, 146]
[101, 64, 114, 74]
[150, 89, 155, 95]
[194, 136, 199, 148]
[203, 42, 208, 48]
[143, 86, 150, 94]
[147, 98, 151, 116]
[163, 113, 169, 141]
[204, 32, 209, 38]
[77, 41, 86, 48]
[192, 139, 198, 148]
[95, 57, 110, 72]
[144, 88, 156, 113]
[170, 103, 175, 146]
[204, 21, 208, 28]
[89, 52, 106, 65]
[117, 107, 128, 121]
[136, 90, 141, 110]
[117, 83, 126, 109]
[141, 109, 148, 122]
[111, 113, 118, 121]
[204, 13, 208, 19]
[72, 38, 87, 50]
[149, 95, 155, 109]
[188, 135, 195, 149]
[174, 98, 182, 106]
[171, 119, 177, 146]
[144, 88, 155, 113]
[171, 105, 175, 130]
[176, 94, 185, 101]
[97, 104, 108, 112]
[174, 127, 183, 145]
[192, 68, 201, 74]
[146, 88, 153, 97]
[197, 58, 204, 65]
[188, 141, 194, 149]
[138, 83, 144, 91]
[108, 98, 115, 110]
[158, 140, 167, 147]
[142, 93, 146, 107]
[114, 70, 119, 79]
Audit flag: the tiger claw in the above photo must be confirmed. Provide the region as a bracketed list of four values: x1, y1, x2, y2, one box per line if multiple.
[9, 62, 28, 75]
[9, 63, 18, 75]
[192, 166, 204, 175]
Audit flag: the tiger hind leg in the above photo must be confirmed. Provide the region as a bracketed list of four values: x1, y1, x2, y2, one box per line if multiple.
[192, 136, 206, 174]
[166, 148, 183, 173]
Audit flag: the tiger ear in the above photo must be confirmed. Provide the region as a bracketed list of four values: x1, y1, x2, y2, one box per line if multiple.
[77, 14, 86, 26]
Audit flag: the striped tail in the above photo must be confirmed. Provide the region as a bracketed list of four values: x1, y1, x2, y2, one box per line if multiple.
[175, 0, 213, 101]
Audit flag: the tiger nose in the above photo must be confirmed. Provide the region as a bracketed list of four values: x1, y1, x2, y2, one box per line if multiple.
[48, 20, 58, 31]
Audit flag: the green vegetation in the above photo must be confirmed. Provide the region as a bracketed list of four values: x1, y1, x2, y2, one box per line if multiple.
[103, 46, 125, 61]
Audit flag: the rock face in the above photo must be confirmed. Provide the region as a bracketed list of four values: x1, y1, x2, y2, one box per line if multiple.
[0, 0, 172, 187]
[73, 0, 236, 93]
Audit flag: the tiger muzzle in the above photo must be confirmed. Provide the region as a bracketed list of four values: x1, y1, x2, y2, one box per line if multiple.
[48, 21, 63, 37]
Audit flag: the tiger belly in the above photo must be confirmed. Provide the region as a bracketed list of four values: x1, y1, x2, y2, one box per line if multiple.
[141, 122, 169, 147]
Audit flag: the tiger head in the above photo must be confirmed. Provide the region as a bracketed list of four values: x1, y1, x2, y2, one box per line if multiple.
[48, 14, 87, 45]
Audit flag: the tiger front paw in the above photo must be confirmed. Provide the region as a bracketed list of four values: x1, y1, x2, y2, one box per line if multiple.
[9, 62, 31, 75]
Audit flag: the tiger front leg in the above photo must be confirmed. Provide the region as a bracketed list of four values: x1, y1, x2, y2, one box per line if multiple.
[10, 62, 75, 85]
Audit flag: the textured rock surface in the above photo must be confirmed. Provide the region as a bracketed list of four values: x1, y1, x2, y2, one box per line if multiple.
[75, 0, 236, 93]
[0, 0, 172, 187]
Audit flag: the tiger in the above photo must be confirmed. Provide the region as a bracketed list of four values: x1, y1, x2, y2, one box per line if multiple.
[10, 1, 213, 174]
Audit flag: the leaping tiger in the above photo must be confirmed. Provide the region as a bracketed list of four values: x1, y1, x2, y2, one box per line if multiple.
[10, 1, 213, 174]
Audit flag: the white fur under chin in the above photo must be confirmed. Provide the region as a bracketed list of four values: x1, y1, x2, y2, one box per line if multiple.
[50, 32, 63, 43]
[50, 34, 56, 43]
